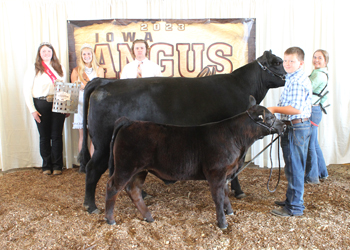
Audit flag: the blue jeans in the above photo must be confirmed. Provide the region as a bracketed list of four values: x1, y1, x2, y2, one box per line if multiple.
[281, 120, 311, 215]
[305, 106, 328, 183]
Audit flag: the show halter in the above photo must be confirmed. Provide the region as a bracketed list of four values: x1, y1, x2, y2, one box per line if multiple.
[231, 110, 283, 192]
[245, 110, 276, 134]
[256, 59, 286, 81]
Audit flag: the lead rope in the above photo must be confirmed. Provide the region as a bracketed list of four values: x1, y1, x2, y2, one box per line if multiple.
[267, 134, 281, 192]
[232, 135, 280, 180]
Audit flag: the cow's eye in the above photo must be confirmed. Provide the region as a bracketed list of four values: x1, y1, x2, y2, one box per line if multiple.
[258, 115, 263, 121]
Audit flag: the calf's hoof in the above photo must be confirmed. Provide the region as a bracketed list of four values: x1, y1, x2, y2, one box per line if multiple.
[141, 190, 153, 200]
[144, 217, 154, 223]
[225, 210, 234, 216]
[106, 219, 116, 225]
[162, 180, 177, 185]
[224, 206, 234, 215]
[218, 222, 228, 230]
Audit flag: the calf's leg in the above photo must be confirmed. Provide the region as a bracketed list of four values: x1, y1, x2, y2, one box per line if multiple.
[105, 177, 120, 225]
[105, 171, 136, 225]
[125, 172, 154, 222]
[110, 155, 150, 199]
[207, 177, 228, 229]
[224, 183, 234, 215]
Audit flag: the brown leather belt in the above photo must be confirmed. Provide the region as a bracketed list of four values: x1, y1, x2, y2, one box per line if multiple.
[35, 95, 54, 102]
[283, 118, 309, 126]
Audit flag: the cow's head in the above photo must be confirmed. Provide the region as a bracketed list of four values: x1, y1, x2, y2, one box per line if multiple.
[246, 96, 286, 137]
[256, 50, 286, 89]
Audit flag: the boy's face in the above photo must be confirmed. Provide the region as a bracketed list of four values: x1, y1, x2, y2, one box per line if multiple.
[133, 42, 147, 60]
[283, 54, 304, 74]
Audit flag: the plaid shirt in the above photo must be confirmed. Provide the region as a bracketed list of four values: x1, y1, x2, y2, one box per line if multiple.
[277, 68, 312, 121]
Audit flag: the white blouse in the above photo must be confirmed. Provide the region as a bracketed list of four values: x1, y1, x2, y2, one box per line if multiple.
[23, 63, 66, 113]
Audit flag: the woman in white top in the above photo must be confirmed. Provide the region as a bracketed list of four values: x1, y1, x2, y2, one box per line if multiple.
[23, 42, 67, 175]
[71, 44, 104, 158]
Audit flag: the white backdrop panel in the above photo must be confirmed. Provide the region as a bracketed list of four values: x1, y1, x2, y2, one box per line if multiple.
[0, 0, 348, 171]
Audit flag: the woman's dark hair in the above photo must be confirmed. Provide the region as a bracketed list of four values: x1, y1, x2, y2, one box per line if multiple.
[35, 43, 63, 77]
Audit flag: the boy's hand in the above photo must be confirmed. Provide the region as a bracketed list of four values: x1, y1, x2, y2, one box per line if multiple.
[267, 107, 275, 114]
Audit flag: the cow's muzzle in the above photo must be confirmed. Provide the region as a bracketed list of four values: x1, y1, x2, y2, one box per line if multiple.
[271, 120, 286, 135]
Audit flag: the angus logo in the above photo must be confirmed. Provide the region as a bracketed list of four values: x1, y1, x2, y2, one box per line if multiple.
[67, 19, 256, 79]
[197, 66, 217, 77]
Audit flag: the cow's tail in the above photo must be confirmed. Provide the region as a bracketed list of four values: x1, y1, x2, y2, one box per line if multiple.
[108, 117, 132, 177]
[79, 78, 106, 173]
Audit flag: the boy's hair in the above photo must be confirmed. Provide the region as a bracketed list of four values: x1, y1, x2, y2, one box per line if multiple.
[131, 39, 149, 58]
[285, 47, 305, 61]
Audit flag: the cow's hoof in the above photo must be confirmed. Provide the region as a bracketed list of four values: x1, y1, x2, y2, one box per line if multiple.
[226, 211, 234, 216]
[79, 166, 86, 173]
[90, 208, 102, 214]
[235, 193, 247, 199]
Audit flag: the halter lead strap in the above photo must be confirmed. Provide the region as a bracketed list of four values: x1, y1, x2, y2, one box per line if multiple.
[256, 60, 285, 81]
[245, 110, 275, 133]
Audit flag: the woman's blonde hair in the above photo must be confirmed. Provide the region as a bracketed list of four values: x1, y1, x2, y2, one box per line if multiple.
[313, 49, 329, 68]
[77, 44, 100, 82]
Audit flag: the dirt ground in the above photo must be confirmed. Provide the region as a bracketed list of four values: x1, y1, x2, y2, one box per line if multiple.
[0, 164, 349, 250]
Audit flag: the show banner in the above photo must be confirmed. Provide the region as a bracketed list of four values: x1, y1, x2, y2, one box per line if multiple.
[67, 19, 255, 79]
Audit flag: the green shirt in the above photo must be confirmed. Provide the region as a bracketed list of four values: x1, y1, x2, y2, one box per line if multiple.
[309, 67, 328, 105]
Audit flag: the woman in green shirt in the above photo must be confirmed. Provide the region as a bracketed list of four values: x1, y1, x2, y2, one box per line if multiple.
[305, 50, 329, 184]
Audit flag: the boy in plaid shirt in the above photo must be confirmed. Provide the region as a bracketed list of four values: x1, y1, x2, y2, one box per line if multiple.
[268, 47, 312, 217]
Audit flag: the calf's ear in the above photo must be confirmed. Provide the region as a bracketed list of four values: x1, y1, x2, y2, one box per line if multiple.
[248, 95, 256, 108]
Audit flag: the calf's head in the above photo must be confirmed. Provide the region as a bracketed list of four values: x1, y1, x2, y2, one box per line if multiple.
[246, 96, 286, 137]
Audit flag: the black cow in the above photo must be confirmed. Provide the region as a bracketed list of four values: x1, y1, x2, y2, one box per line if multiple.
[81, 50, 286, 214]
[105, 97, 286, 229]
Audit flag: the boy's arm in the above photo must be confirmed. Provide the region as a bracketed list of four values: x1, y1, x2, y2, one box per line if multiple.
[268, 105, 301, 116]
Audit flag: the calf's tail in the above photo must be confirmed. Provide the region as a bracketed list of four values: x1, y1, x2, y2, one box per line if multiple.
[79, 78, 105, 172]
[108, 117, 132, 177]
